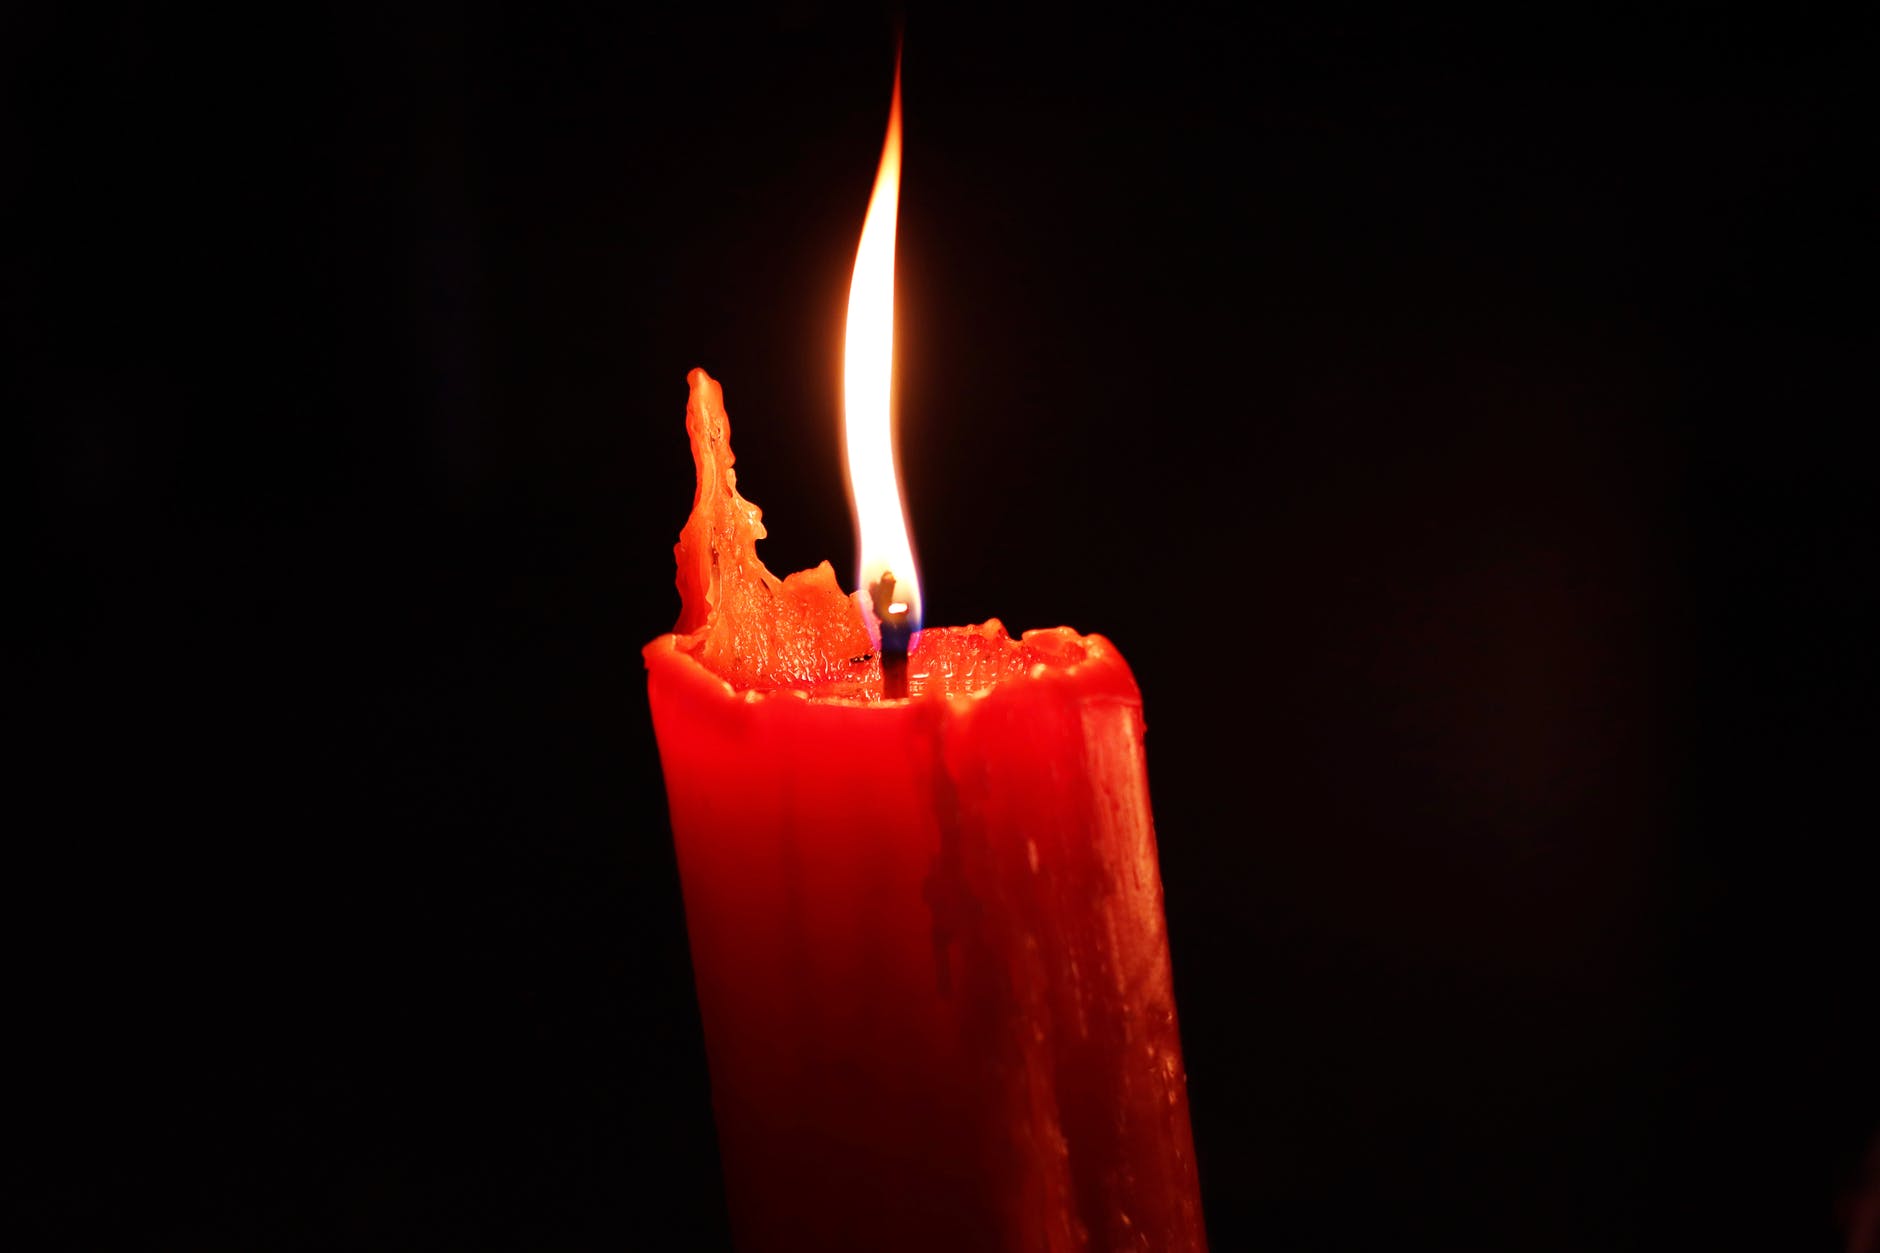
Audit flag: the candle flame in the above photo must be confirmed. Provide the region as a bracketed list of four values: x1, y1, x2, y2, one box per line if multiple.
[843, 58, 920, 642]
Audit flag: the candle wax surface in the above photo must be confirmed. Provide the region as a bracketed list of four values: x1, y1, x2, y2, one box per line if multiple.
[646, 369, 1206, 1252]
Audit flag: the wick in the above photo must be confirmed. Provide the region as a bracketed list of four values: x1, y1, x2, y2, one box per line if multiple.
[869, 570, 912, 699]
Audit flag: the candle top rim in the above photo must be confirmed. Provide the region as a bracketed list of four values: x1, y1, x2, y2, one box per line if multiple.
[658, 369, 1142, 708]
[645, 619, 1141, 709]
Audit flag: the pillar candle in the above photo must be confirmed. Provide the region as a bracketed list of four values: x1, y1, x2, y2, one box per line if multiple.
[644, 369, 1206, 1252]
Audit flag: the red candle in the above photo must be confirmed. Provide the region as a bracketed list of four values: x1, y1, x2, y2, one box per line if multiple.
[645, 66, 1204, 1253]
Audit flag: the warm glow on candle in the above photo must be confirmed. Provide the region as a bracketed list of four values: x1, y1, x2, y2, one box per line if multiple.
[843, 59, 920, 640]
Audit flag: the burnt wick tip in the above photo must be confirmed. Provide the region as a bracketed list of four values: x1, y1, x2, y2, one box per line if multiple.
[869, 571, 912, 698]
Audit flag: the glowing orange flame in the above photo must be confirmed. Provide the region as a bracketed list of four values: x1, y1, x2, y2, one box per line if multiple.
[842, 58, 919, 639]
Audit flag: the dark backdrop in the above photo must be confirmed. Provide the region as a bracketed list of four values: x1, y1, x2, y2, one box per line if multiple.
[17, 3, 1876, 1250]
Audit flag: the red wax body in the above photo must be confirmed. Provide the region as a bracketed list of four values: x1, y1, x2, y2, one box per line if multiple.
[646, 622, 1206, 1252]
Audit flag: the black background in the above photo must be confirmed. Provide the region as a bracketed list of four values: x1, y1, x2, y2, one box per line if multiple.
[16, 3, 1877, 1250]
